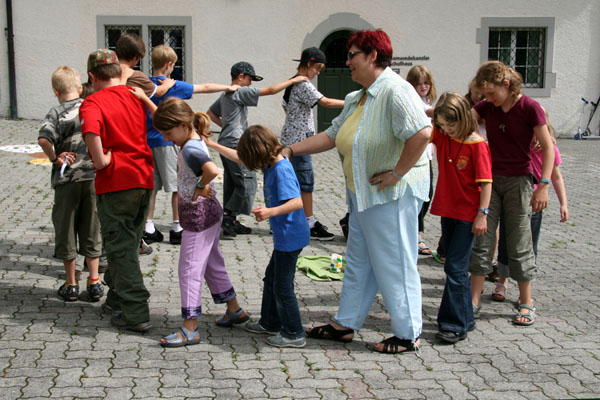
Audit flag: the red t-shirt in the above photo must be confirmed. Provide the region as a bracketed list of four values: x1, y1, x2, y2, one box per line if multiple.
[474, 95, 546, 176]
[430, 127, 493, 222]
[79, 85, 154, 195]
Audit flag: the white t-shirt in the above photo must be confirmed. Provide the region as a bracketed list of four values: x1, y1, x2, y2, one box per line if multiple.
[280, 81, 323, 146]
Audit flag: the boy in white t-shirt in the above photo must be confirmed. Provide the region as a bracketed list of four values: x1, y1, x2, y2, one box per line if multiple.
[280, 47, 344, 240]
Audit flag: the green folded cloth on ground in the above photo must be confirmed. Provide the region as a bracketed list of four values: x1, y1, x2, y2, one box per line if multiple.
[296, 256, 345, 281]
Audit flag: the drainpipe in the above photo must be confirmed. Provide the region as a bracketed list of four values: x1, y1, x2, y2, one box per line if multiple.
[5, 0, 18, 118]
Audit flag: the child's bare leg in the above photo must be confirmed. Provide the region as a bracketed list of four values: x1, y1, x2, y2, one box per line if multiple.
[171, 192, 179, 221]
[64, 258, 77, 285]
[85, 256, 100, 280]
[147, 190, 159, 221]
[470, 274, 486, 306]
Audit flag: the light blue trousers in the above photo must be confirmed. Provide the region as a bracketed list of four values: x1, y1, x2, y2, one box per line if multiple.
[334, 189, 423, 341]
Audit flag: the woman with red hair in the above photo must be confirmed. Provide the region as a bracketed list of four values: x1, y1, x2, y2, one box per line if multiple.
[286, 30, 432, 354]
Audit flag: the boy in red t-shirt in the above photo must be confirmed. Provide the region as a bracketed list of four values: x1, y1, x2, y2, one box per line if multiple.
[80, 49, 154, 333]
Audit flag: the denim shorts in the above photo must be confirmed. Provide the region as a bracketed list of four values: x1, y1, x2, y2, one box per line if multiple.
[289, 155, 314, 192]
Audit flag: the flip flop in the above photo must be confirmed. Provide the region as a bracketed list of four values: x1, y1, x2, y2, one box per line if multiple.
[431, 251, 445, 265]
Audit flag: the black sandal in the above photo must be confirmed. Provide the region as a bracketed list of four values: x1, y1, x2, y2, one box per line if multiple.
[305, 324, 354, 343]
[372, 336, 419, 354]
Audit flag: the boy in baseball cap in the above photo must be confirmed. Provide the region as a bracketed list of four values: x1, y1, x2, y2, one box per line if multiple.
[207, 62, 307, 238]
[80, 48, 155, 333]
[280, 47, 344, 241]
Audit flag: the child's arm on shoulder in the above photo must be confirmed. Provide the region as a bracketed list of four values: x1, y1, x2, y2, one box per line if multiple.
[472, 182, 492, 236]
[194, 83, 240, 94]
[252, 197, 303, 222]
[259, 75, 308, 96]
[129, 87, 157, 115]
[83, 133, 111, 170]
[551, 164, 569, 222]
[154, 77, 176, 97]
[204, 136, 240, 163]
[192, 160, 219, 201]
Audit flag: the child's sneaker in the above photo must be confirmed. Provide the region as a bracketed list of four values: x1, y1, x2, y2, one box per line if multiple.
[245, 321, 278, 335]
[266, 333, 306, 348]
[58, 283, 79, 302]
[310, 221, 334, 241]
[143, 228, 164, 244]
[86, 278, 104, 302]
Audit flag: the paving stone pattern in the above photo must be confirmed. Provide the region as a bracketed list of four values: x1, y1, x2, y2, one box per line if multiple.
[0, 118, 599, 399]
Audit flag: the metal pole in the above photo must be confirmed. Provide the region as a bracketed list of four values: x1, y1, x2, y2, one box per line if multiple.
[6, 0, 18, 119]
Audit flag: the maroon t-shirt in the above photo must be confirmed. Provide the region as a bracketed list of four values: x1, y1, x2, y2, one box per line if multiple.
[474, 95, 546, 176]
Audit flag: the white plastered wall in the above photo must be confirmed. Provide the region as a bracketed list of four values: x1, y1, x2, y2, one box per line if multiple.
[0, 0, 598, 137]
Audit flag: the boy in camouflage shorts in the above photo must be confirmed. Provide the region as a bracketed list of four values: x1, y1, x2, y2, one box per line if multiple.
[38, 66, 103, 302]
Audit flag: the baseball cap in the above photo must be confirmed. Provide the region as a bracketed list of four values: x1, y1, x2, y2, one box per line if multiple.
[87, 49, 119, 72]
[231, 61, 263, 81]
[293, 47, 327, 64]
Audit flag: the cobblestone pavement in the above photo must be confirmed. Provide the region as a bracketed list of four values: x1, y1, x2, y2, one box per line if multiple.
[1, 117, 599, 399]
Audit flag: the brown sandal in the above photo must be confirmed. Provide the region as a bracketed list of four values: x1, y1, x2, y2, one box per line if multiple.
[305, 324, 354, 343]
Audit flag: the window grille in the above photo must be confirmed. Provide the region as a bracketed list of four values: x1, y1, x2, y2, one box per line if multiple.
[488, 27, 545, 88]
[104, 25, 142, 70]
[148, 26, 185, 81]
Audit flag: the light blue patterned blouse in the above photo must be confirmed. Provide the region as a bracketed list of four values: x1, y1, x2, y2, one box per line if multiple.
[326, 67, 432, 212]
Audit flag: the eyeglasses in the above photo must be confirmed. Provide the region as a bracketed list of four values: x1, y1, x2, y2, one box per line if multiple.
[347, 50, 365, 60]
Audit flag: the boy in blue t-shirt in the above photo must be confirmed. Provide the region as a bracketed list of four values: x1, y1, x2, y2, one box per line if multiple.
[143, 45, 239, 245]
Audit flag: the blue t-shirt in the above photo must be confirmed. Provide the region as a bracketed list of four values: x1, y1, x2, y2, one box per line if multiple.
[146, 76, 194, 148]
[263, 157, 309, 252]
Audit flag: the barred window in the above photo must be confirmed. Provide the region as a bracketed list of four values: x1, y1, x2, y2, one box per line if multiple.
[149, 26, 185, 81]
[97, 16, 192, 81]
[478, 18, 555, 96]
[488, 28, 545, 88]
[105, 25, 142, 70]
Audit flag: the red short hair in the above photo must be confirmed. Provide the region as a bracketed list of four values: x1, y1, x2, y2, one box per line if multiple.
[347, 29, 393, 68]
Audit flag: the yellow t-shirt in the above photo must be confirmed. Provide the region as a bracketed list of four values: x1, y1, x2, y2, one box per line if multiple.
[335, 102, 364, 193]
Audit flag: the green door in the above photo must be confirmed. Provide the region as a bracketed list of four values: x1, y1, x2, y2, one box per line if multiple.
[317, 30, 361, 132]
[317, 68, 361, 132]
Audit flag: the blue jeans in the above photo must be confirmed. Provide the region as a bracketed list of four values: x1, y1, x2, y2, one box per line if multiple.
[289, 155, 314, 193]
[258, 249, 305, 340]
[437, 217, 475, 334]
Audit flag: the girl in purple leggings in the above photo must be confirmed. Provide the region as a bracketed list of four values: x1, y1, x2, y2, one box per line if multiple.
[153, 97, 248, 347]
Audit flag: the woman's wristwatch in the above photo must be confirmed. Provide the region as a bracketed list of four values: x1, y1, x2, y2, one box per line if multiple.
[196, 178, 206, 189]
[478, 208, 489, 215]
